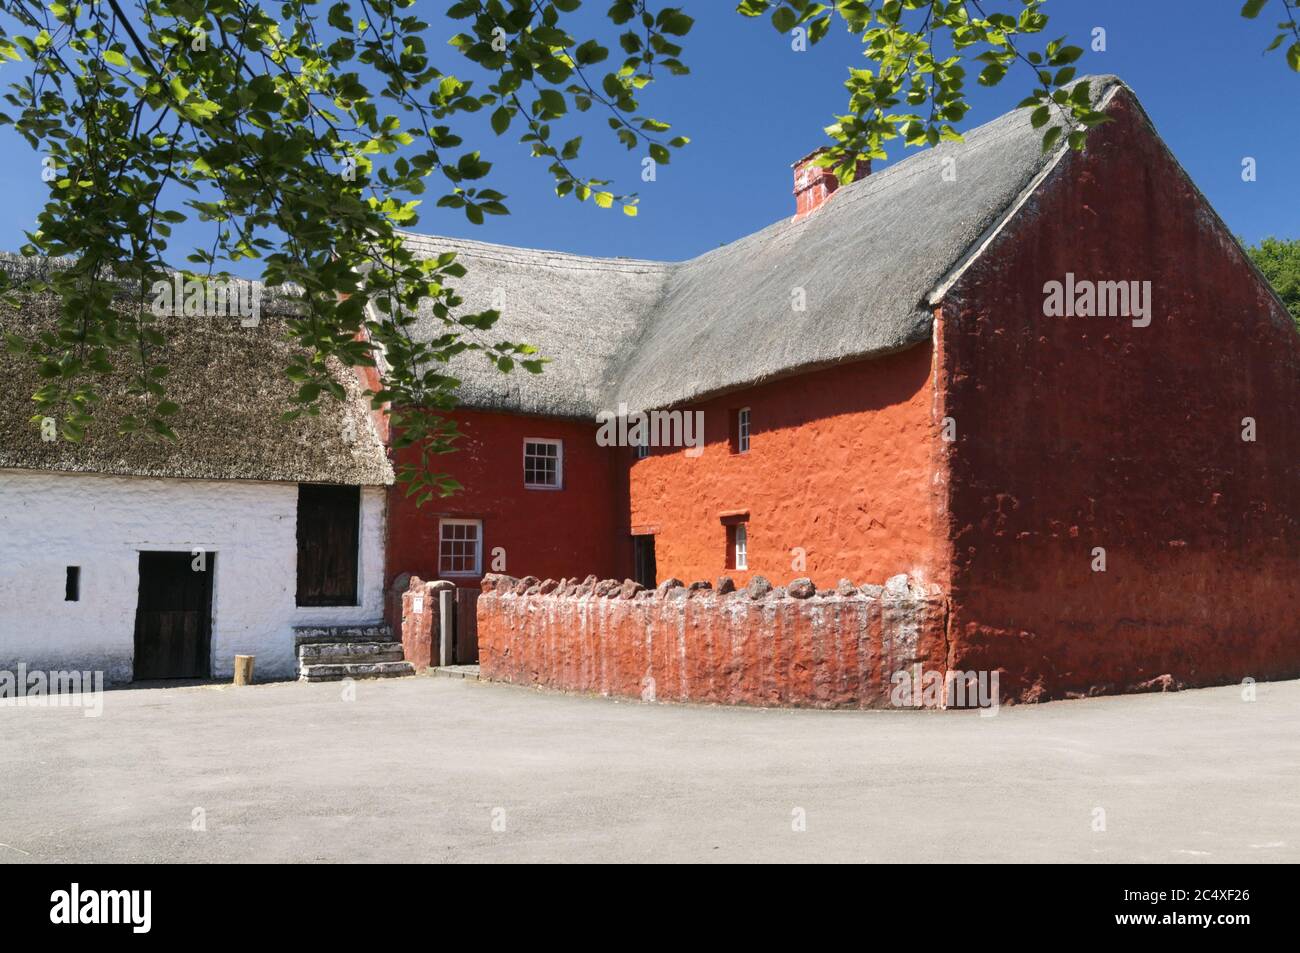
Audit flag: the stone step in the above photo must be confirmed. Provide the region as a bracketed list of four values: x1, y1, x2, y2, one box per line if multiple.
[293, 623, 393, 647]
[298, 642, 405, 664]
[298, 660, 415, 682]
[430, 665, 481, 681]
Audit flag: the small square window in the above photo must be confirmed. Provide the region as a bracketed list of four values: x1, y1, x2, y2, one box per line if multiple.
[439, 519, 482, 576]
[524, 439, 563, 488]
[730, 407, 751, 454]
[65, 566, 80, 602]
[727, 523, 748, 571]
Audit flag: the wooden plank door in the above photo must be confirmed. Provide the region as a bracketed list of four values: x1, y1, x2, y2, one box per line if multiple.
[634, 535, 657, 589]
[133, 551, 214, 679]
[296, 484, 360, 607]
[454, 587, 479, 664]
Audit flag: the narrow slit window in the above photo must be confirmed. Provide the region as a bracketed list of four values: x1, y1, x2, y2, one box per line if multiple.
[65, 566, 80, 602]
[731, 407, 751, 454]
[727, 523, 748, 571]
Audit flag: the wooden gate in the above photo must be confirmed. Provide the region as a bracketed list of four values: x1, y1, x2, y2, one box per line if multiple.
[453, 587, 479, 664]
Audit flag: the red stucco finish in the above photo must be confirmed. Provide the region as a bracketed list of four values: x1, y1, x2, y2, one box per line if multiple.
[389, 87, 1300, 706]
[385, 410, 626, 589]
[937, 89, 1300, 702]
[475, 577, 949, 709]
[629, 346, 944, 592]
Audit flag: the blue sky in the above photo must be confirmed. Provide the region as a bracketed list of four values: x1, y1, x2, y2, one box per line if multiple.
[0, 0, 1295, 270]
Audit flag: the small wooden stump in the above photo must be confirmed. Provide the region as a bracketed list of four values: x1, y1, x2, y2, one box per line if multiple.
[233, 655, 255, 686]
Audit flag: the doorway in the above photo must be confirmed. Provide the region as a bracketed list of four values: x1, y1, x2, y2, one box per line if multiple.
[633, 534, 657, 589]
[133, 551, 215, 679]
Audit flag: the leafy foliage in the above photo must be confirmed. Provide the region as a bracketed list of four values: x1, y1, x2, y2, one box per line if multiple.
[1245, 236, 1300, 331]
[1240, 0, 1300, 73]
[0, 1, 1293, 503]
[0, 0, 692, 503]
[737, 0, 1109, 184]
[738, 0, 1299, 184]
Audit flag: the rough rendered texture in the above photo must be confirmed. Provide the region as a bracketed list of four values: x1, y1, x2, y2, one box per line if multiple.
[937, 88, 1300, 702]
[385, 408, 627, 589]
[0, 471, 388, 682]
[475, 575, 947, 709]
[400, 577, 454, 671]
[628, 346, 944, 592]
[395, 77, 1298, 708]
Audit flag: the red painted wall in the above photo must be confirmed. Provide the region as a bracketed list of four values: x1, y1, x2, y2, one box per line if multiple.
[476, 576, 949, 709]
[938, 88, 1300, 701]
[628, 346, 945, 591]
[385, 410, 626, 588]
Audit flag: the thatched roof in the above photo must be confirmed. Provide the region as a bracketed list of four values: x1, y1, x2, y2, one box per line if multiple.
[398, 75, 1127, 416]
[396, 233, 670, 419]
[0, 261, 393, 485]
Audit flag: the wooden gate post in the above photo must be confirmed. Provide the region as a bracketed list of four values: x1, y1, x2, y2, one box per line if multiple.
[438, 588, 454, 668]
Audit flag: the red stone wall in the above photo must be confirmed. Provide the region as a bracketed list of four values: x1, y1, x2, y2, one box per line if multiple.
[628, 346, 946, 593]
[937, 88, 1300, 702]
[475, 573, 948, 709]
[399, 577, 455, 670]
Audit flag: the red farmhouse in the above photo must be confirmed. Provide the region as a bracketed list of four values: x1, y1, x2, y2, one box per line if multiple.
[386, 76, 1300, 706]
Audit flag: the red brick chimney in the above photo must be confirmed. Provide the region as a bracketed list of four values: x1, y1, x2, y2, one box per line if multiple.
[792, 148, 871, 220]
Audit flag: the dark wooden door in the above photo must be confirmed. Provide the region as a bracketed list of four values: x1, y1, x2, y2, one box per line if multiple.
[634, 535, 657, 589]
[454, 587, 479, 664]
[296, 484, 360, 606]
[134, 551, 214, 679]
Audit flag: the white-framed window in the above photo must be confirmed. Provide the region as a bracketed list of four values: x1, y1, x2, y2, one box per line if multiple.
[736, 407, 751, 454]
[524, 438, 563, 489]
[728, 522, 748, 571]
[438, 518, 482, 576]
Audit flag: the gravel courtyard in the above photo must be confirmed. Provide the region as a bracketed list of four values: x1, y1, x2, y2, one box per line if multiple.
[2, 674, 1298, 863]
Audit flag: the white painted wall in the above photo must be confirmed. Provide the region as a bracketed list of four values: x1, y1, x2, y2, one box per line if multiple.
[0, 469, 387, 682]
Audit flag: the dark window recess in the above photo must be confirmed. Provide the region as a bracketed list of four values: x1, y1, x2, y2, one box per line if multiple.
[65, 566, 80, 602]
[296, 484, 361, 607]
[633, 535, 657, 589]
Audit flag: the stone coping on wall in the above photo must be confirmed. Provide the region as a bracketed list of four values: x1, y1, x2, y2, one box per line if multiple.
[472, 571, 958, 709]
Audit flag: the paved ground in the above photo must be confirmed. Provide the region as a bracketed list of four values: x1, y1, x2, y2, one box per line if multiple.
[2, 674, 1298, 863]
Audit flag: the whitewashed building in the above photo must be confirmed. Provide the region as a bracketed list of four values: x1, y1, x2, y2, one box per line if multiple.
[0, 260, 399, 682]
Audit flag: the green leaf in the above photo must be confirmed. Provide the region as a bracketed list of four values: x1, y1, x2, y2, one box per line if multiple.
[1241, 0, 1268, 18]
